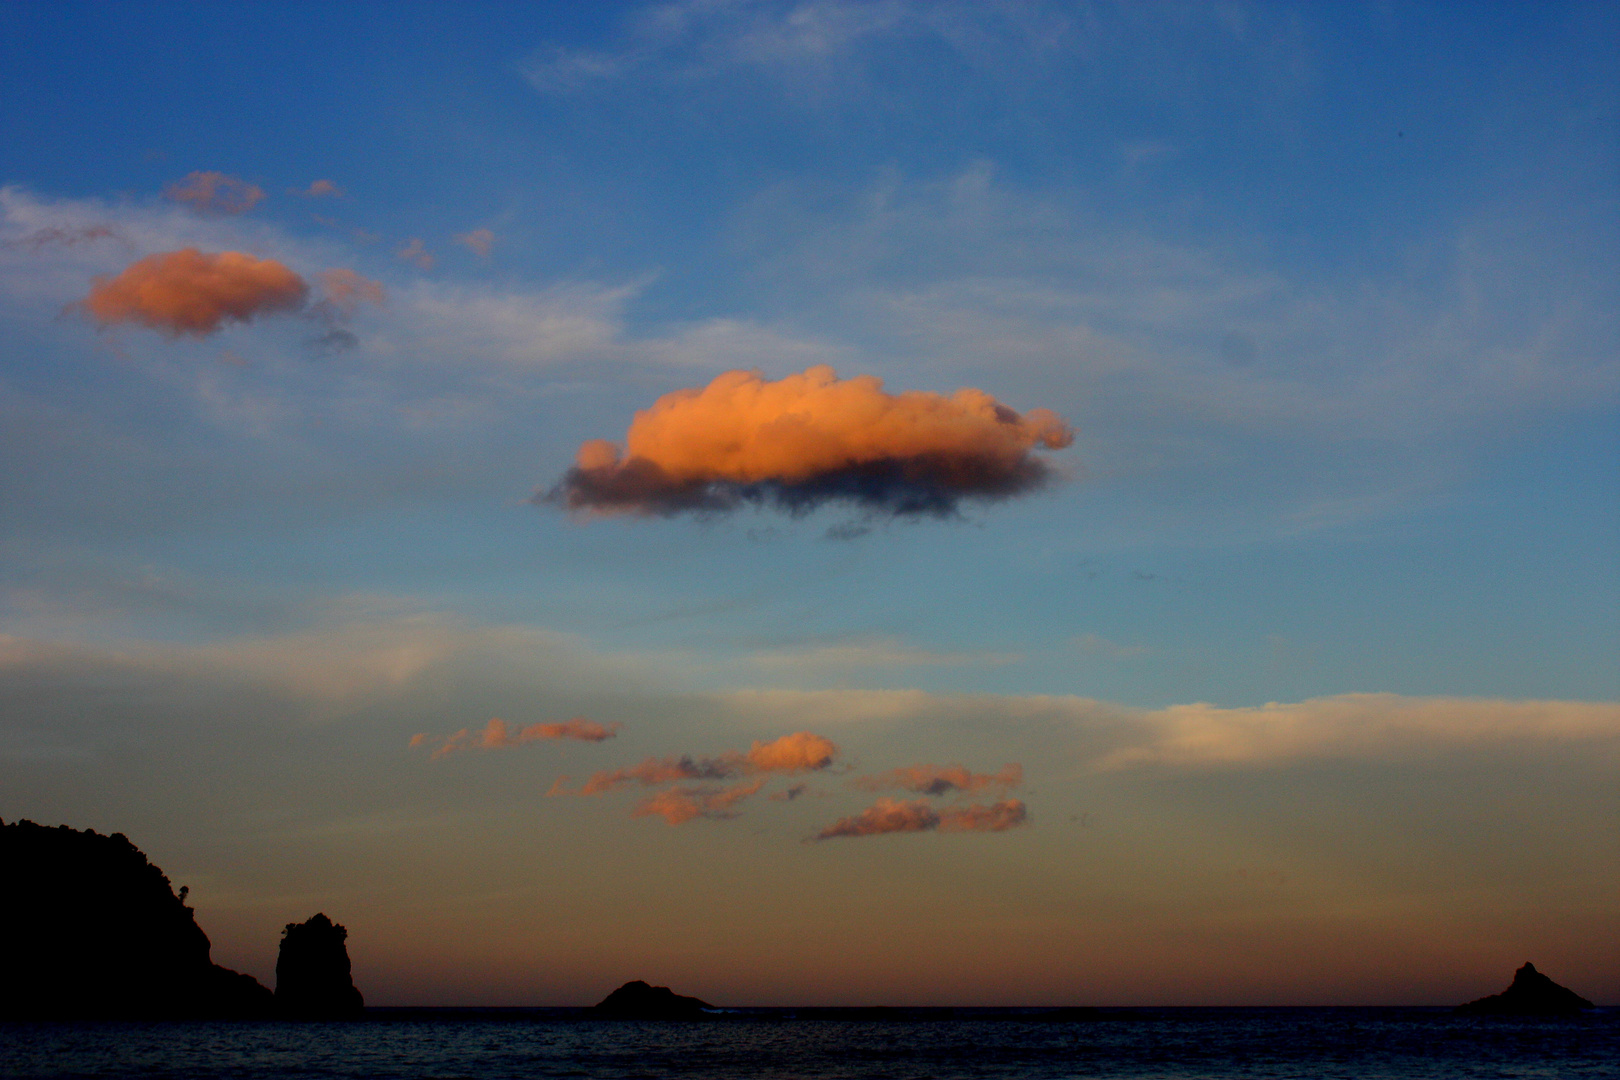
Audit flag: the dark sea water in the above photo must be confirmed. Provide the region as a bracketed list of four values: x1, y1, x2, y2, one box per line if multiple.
[2, 1008, 1616, 1080]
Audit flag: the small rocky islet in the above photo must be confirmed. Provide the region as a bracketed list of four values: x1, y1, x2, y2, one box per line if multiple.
[1457, 962, 1595, 1015]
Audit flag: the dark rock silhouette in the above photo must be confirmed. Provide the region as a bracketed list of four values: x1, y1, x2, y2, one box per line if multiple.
[0, 818, 273, 1019]
[593, 980, 712, 1019]
[1458, 962, 1594, 1015]
[275, 913, 365, 1019]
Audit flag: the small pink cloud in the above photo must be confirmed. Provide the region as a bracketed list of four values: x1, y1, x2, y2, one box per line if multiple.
[316, 268, 385, 315]
[164, 171, 265, 216]
[415, 717, 619, 759]
[454, 228, 495, 258]
[396, 237, 434, 270]
[295, 179, 343, 198]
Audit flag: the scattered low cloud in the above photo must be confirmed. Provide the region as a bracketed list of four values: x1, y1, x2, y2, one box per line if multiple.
[411, 716, 619, 759]
[294, 179, 343, 198]
[455, 228, 495, 258]
[81, 248, 308, 336]
[550, 731, 839, 824]
[164, 171, 265, 216]
[634, 778, 766, 824]
[853, 762, 1022, 796]
[546, 364, 1073, 518]
[397, 237, 435, 270]
[561, 730, 840, 796]
[814, 796, 1029, 839]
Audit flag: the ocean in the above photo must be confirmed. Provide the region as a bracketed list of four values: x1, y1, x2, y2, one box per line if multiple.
[2, 1008, 1615, 1079]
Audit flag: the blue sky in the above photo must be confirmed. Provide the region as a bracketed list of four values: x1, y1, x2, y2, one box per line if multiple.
[1, 1, 1616, 1005]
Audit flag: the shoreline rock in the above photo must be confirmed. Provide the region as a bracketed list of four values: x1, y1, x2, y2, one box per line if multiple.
[1458, 963, 1594, 1015]
[593, 980, 713, 1019]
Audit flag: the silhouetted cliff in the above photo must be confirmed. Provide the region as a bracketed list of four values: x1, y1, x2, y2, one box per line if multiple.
[1459, 962, 1594, 1015]
[0, 818, 273, 1019]
[594, 980, 712, 1019]
[275, 913, 364, 1019]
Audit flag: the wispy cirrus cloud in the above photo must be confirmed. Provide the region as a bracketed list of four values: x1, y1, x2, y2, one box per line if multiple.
[0, 224, 128, 253]
[523, 0, 1312, 110]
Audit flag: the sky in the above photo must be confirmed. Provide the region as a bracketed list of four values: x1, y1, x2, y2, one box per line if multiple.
[0, 1, 1616, 1007]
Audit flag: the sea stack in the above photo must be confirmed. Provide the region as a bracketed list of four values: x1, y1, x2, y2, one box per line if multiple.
[1458, 962, 1594, 1015]
[275, 913, 365, 1019]
[593, 980, 712, 1019]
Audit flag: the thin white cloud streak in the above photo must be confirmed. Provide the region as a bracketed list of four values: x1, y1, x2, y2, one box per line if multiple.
[1092, 694, 1620, 770]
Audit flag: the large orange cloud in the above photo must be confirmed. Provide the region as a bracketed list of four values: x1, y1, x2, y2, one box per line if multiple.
[814, 797, 1028, 840]
[853, 762, 1023, 796]
[412, 717, 618, 760]
[164, 171, 266, 215]
[83, 248, 308, 336]
[546, 365, 1074, 517]
[562, 731, 840, 796]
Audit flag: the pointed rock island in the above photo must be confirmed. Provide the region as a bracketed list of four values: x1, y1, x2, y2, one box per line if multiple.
[594, 980, 714, 1019]
[1458, 962, 1594, 1015]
